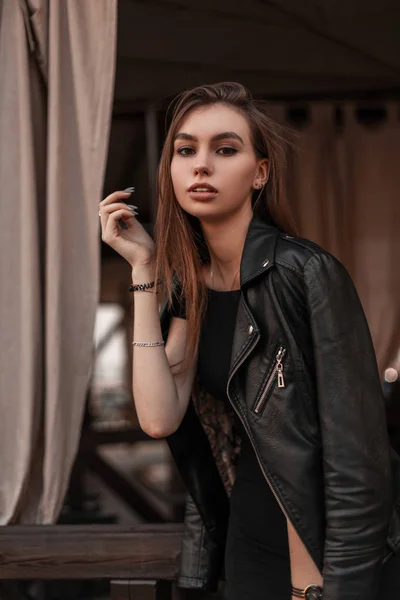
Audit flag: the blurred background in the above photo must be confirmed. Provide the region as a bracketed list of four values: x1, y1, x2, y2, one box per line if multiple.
[1, 1, 400, 598]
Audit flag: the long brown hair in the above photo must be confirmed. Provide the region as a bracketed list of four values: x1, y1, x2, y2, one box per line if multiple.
[154, 82, 297, 371]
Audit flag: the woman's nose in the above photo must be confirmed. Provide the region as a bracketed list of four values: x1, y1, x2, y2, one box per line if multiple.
[193, 157, 212, 176]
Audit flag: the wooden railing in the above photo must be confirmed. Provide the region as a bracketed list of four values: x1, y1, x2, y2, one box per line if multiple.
[0, 524, 185, 599]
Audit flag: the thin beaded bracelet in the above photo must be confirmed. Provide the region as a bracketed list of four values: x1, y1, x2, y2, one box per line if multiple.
[128, 279, 162, 293]
[132, 340, 165, 347]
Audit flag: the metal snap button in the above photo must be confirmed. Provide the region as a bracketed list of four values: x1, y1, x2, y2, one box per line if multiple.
[248, 325, 254, 335]
[262, 259, 269, 267]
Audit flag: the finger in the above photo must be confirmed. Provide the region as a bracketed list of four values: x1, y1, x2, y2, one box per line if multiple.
[104, 208, 137, 238]
[99, 202, 138, 230]
[99, 190, 133, 209]
[109, 208, 138, 221]
[102, 201, 138, 213]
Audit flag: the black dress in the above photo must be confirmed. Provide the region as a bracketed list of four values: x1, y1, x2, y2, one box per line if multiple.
[171, 288, 291, 600]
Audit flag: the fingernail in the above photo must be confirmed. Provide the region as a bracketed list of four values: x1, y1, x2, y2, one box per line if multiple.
[128, 207, 138, 214]
[127, 204, 138, 210]
[124, 187, 135, 193]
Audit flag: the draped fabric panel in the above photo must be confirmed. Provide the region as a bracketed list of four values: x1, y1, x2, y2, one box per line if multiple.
[287, 105, 345, 262]
[0, 0, 117, 524]
[339, 104, 400, 374]
[42, 0, 117, 524]
[286, 103, 400, 374]
[0, 0, 45, 525]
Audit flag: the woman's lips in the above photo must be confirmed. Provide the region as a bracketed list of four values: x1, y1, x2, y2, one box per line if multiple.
[188, 190, 218, 201]
[187, 186, 218, 201]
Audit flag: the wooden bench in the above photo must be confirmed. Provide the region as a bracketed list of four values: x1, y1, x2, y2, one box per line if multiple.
[0, 524, 184, 599]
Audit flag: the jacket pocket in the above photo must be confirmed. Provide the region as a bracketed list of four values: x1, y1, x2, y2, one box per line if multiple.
[253, 345, 287, 416]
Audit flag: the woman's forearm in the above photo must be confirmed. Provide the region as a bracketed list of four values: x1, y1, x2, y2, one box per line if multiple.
[130, 265, 182, 438]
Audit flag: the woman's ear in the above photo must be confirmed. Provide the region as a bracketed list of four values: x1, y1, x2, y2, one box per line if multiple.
[253, 158, 270, 189]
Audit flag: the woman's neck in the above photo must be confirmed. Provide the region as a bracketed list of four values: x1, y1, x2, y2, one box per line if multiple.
[200, 209, 253, 289]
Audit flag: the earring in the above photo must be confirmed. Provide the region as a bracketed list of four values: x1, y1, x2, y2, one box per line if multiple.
[255, 182, 263, 189]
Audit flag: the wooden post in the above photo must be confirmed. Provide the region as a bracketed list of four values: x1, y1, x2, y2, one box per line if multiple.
[110, 580, 172, 600]
[144, 107, 159, 225]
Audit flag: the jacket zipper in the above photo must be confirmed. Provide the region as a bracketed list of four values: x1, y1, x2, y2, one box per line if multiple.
[227, 342, 322, 578]
[254, 346, 286, 415]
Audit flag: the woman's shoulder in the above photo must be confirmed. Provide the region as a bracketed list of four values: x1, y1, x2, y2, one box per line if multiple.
[275, 231, 347, 280]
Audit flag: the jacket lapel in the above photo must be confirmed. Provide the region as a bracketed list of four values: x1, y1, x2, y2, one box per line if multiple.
[240, 215, 280, 286]
[228, 217, 280, 388]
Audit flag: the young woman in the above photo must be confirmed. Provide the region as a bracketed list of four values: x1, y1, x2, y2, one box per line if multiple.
[99, 82, 400, 600]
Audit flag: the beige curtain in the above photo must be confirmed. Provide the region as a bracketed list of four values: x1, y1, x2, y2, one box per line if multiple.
[339, 104, 400, 374]
[287, 102, 400, 374]
[287, 105, 345, 262]
[0, 0, 117, 524]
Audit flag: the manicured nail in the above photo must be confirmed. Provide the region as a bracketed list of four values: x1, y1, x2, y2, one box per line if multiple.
[123, 187, 135, 193]
[127, 204, 138, 210]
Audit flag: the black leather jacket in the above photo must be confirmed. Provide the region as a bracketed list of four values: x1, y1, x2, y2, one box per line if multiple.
[160, 215, 400, 600]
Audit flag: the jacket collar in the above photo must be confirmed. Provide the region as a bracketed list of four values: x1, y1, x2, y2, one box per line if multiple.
[240, 214, 281, 287]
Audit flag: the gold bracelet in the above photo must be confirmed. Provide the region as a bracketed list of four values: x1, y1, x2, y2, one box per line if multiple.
[132, 341, 165, 347]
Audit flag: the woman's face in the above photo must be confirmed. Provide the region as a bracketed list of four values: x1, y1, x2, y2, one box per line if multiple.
[170, 104, 268, 222]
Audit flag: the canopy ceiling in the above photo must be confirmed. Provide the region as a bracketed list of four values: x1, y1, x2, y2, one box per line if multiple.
[115, 0, 400, 109]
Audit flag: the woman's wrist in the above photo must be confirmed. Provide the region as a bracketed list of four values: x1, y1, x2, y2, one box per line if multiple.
[131, 261, 155, 283]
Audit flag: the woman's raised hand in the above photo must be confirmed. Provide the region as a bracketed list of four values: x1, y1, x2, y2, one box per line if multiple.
[99, 190, 155, 268]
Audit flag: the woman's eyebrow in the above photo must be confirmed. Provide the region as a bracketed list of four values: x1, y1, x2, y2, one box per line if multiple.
[213, 132, 244, 145]
[174, 132, 244, 145]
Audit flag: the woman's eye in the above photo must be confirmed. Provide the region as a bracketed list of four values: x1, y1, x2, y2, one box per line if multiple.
[175, 146, 237, 156]
[177, 146, 195, 156]
[217, 147, 237, 156]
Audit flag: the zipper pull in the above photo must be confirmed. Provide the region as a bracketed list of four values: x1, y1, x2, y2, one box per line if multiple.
[277, 368, 285, 388]
[277, 365, 285, 388]
[276, 348, 285, 388]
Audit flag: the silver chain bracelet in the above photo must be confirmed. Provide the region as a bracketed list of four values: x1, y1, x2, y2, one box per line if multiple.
[132, 340, 165, 347]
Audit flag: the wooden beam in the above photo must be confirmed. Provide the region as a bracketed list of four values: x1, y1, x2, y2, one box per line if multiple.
[0, 524, 182, 580]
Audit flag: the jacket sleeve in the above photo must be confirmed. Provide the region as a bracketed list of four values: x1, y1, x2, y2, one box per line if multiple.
[304, 252, 393, 600]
